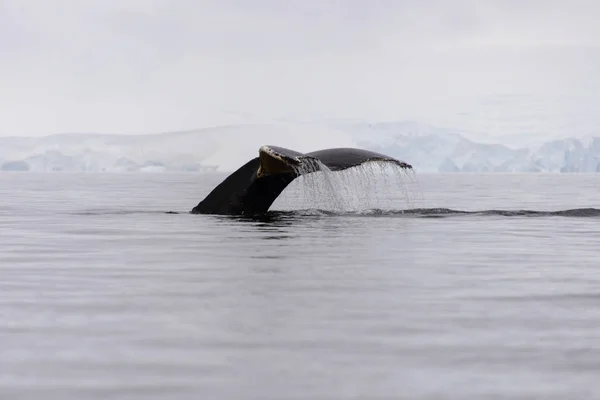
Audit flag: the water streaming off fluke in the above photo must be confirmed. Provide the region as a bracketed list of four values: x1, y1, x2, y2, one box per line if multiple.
[274, 161, 423, 213]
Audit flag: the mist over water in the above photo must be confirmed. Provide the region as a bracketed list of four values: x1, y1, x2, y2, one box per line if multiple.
[1, 172, 600, 399]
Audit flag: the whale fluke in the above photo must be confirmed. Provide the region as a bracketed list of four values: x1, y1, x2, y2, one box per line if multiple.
[191, 145, 412, 215]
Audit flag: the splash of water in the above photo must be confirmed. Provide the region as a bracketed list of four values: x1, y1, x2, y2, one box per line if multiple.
[273, 159, 422, 212]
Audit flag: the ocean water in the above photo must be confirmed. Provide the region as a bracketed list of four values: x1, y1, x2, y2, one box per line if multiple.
[1, 171, 599, 399]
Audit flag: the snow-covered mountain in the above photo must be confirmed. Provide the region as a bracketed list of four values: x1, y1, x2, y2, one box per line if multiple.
[1, 121, 599, 172]
[335, 121, 600, 173]
[0, 123, 354, 173]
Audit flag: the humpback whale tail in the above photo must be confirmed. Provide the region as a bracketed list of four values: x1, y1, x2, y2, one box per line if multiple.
[191, 145, 412, 215]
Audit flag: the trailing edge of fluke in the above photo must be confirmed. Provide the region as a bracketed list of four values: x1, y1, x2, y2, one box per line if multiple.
[191, 145, 412, 216]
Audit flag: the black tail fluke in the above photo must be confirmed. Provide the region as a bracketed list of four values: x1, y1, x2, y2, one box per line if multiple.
[191, 145, 412, 215]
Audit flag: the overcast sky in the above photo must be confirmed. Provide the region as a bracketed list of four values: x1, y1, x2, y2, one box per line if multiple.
[1, 0, 599, 138]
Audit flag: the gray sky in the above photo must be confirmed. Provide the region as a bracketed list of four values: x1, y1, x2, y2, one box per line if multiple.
[1, 0, 599, 138]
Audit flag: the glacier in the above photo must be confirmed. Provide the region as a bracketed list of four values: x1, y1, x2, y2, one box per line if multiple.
[0, 123, 354, 173]
[331, 121, 600, 173]
[1, 121, 599, 173]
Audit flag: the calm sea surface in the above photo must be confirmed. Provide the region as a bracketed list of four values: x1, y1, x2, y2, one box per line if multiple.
[1, 171, 599, 399]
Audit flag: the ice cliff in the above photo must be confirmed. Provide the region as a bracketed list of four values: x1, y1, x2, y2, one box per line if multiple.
[1, 121, 598, 172]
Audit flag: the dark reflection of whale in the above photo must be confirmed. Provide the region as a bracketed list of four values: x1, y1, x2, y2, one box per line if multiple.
[190, 145, 412, 216]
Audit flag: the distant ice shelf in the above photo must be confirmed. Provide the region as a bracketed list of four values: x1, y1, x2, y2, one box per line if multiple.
[1, 121, 599, 173]
[333, 121, 600, 173]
